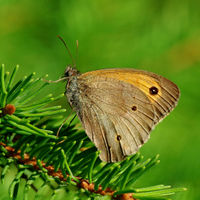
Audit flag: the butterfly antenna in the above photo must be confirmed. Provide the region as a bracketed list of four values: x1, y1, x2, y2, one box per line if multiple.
[57, 35, 75, 67]
[74, 40, 79, 68]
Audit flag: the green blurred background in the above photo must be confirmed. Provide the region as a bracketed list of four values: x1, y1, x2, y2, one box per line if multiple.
[0, 0, 200, 199]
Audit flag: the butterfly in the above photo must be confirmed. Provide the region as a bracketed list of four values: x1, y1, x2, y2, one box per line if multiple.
[46, 36, 180, 162]
[64, 66, 180, 162]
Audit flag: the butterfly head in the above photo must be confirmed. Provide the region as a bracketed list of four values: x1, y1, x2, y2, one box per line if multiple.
[63, 65, 81, 79]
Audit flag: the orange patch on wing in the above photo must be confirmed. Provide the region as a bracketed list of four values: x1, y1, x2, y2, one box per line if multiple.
[80, 69, 161, 102]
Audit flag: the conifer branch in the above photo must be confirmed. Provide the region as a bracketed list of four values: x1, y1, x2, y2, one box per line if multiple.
[0, 65, 186, 200]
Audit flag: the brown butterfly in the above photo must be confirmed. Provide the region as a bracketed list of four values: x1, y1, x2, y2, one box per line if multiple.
[47, 37, 180, 162]
[65, 67, 180, 162]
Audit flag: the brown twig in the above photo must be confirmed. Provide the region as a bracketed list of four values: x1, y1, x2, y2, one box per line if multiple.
[0, 142, 136, 200]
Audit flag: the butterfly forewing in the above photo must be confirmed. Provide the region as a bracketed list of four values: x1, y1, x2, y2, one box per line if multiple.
[80, 68, 180, 124]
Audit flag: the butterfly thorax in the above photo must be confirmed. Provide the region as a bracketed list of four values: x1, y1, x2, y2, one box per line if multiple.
[64, 65, 83, 111]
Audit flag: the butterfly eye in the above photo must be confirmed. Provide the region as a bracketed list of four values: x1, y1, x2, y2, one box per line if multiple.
[149, 86, 158, 95]
[131, 105, 137, 111]
[116, 135, 122, 141]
